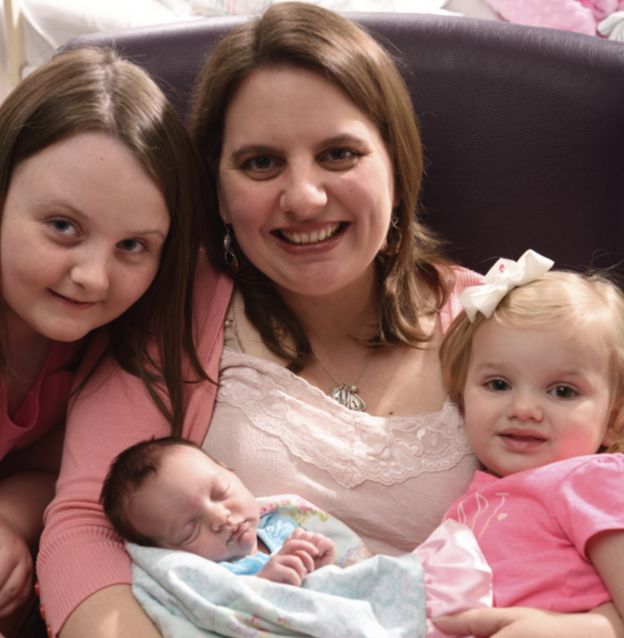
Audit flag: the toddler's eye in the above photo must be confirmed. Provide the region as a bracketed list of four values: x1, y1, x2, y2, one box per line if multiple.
[486, 379, 510, 392]
[550, 385, 578, 399]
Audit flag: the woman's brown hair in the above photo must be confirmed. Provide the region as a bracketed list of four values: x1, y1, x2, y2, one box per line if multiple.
[189, 1, 452, 370]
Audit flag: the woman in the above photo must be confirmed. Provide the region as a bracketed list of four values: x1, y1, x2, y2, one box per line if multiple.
[38, 4, 623, 637]
[0, 47, 207, 636]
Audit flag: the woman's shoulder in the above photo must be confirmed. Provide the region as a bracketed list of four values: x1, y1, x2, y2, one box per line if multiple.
[439, 264, 483, 332]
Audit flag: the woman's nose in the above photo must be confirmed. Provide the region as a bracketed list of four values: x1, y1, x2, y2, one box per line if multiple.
[279, 165, 327, 216]
[506, 391, 544, 422]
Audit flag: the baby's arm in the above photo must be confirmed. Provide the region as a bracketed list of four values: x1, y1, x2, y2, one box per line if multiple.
[0, 471, 55, 616]
[258, 528, 336, 586]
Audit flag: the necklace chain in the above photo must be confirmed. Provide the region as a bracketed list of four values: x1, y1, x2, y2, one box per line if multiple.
[313, 348, 373, 411]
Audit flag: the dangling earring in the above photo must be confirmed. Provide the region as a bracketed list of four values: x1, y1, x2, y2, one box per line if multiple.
[382, 214, 402, 256]
[223, 225, 239, 272]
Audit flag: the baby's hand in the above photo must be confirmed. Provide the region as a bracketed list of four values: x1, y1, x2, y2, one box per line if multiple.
[293, 528, 336, 568]
[0, 520, 33, 617]
[258, 529, 336, 586]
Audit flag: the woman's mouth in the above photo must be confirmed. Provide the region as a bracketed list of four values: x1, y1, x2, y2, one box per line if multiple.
[276, 222, 345, 245]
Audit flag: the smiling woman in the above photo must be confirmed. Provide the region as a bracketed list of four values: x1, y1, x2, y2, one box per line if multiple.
[0, 46, 207, 636]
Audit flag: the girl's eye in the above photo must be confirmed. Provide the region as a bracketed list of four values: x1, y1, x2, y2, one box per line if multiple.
[486, 378, 510, 392]
[117, 238, 146, 254]
[48, 218, 78, 237]
[550, 385, 578, 399]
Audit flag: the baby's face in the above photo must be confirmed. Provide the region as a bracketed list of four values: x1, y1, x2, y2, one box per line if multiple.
[126, 445, 261, 561]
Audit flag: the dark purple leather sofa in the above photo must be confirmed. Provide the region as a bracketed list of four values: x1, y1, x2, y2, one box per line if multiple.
[65, 12, 624, 278]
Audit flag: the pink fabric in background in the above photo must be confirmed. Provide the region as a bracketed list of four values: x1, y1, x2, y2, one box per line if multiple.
[485, 0, 624, 35]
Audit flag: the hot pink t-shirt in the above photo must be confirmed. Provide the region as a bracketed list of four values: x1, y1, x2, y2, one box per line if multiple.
[0, 340, 77, 461]
[444, 454, 624, 611]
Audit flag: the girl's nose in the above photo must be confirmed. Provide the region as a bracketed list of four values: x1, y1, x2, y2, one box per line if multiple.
[279, 165, 327, 217]
[506, 392, 544, 422]
[70, 250, 110, 296]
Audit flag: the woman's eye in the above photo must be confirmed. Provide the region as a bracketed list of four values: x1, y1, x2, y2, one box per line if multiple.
[240, 155, 280, 178]
[550, 385, 578, 399]
[486, 378, 510, 392]
[321, 147, 360, 166]
[117, 238, 146, 254]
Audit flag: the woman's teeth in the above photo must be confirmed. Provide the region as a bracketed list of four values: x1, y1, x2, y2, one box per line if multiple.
[280, 222, 340, 244]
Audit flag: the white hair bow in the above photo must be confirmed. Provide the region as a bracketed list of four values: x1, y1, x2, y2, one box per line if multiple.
[460, 249, 554, 322]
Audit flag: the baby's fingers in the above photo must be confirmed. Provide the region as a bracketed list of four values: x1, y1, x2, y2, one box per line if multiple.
[272, 555, 308, 585]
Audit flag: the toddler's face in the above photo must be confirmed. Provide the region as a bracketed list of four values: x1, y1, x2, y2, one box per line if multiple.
[462, 321, 613, 477]
[126, 445, 260, 561]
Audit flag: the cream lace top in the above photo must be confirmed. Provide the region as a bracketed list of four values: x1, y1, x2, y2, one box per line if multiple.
[204, 272, 480, 555]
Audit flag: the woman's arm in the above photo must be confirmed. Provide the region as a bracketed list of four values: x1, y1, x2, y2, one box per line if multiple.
[38, 266, 231, 636]
[433, 604, 624, 638]
[59, 585, 161, 638]
[433, 529, 624, 638]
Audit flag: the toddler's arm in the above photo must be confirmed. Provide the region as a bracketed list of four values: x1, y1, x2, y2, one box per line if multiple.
[588, 530, 624, 633]
[258, 528, 336, 586]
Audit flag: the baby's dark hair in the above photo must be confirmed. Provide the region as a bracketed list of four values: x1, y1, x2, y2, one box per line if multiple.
[101, 436, 205, 545]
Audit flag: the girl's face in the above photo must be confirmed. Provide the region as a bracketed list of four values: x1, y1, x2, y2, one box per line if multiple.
[1, 132, 170, 344]
[218, 66, 396, 304]
[462, 320, 613, 477]
[127, 445, 261, 561]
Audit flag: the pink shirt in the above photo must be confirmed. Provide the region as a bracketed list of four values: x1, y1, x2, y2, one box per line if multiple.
[444, 454, 624, 611]
[0, 340, 77, 461]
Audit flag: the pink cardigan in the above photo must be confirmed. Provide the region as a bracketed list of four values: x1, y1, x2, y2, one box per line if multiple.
[36, 261, 234, 635]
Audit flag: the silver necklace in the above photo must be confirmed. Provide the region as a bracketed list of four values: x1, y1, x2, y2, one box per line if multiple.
[314, 348, 373, 411]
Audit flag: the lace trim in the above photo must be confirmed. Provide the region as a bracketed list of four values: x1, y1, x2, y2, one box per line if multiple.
[218, 348, 472, 489]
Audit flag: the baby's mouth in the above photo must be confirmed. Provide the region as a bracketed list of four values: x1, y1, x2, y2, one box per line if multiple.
[276, 222, 345, 245]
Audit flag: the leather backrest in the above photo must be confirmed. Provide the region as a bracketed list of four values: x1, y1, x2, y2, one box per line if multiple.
[65, 13, 624, 276]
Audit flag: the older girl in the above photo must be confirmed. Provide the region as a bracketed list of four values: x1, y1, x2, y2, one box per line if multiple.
[0, 47, 206, 635]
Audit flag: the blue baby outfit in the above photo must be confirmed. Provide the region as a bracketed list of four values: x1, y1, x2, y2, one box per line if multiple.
[219, 512, 298, 575]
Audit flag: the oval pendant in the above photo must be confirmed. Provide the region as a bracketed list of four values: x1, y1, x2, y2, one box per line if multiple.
[329, 385, 366, 411]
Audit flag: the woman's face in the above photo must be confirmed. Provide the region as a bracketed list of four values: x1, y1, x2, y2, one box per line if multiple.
[218, 66, 396, 302]
[0, 132, 170, 344]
